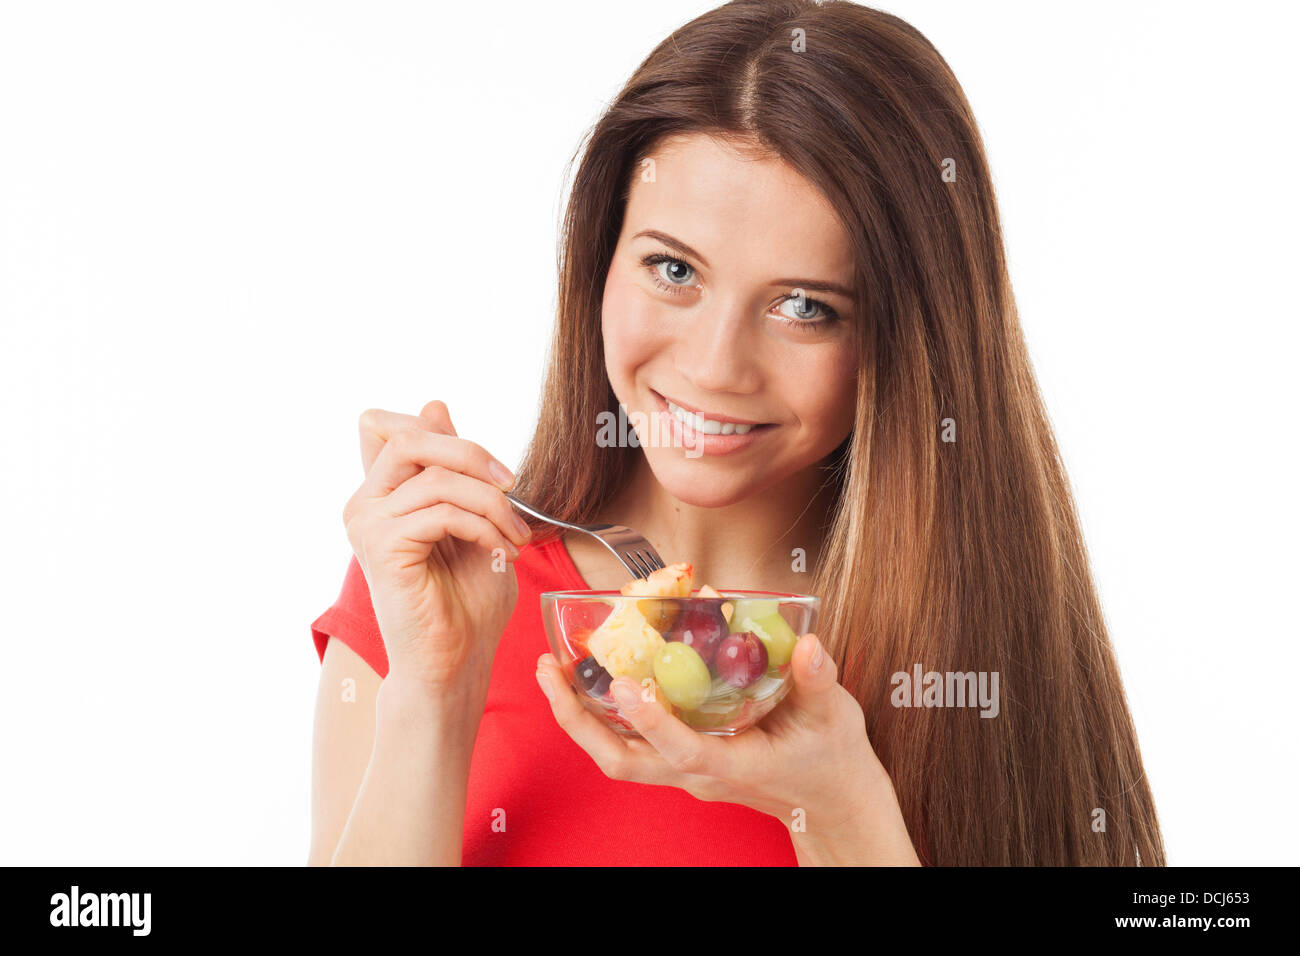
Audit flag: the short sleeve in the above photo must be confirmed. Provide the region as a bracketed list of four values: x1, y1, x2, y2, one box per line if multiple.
[310, 555, 390, 679]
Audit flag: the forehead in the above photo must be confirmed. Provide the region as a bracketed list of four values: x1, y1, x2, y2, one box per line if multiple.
[624, 133, 854, 279]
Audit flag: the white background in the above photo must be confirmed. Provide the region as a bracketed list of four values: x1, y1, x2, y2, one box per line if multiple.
[1, 0, 1295, 865]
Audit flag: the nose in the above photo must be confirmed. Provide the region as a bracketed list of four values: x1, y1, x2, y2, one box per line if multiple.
[673, 295, 762, 394]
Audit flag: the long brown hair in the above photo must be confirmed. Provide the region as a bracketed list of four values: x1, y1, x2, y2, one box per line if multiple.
[512, 0, 1164, 866]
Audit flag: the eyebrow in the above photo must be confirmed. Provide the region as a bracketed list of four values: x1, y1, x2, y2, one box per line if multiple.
[631, 229, 857, 301]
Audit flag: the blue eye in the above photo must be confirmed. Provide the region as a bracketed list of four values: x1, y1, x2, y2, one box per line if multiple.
[638, 250, 843, 330]
[642, 253, 696, 290]
[775, 292, 838, 325]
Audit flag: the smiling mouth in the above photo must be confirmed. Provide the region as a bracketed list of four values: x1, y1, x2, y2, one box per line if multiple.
[653, 390, 775, 436]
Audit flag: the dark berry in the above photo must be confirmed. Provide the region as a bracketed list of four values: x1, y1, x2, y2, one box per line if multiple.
[574, 656, 612, 699]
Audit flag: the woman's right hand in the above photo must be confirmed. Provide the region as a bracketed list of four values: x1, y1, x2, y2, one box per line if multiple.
[341, 400, 531, 698]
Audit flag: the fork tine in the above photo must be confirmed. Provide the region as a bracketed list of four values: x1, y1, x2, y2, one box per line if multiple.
[608, 549, 644, 580]
[641, 549, 665, 572]
[625, 550, 653, 578]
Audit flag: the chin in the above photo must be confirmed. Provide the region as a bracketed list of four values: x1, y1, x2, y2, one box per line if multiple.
[642, 454, 755, 508]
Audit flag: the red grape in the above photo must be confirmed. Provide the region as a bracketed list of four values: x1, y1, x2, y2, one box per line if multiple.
[666, 602, 729, 668]
[715, 632, 768, 689]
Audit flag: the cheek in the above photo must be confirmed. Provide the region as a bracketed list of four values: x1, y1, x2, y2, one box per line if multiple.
[789, 345, 858, 440]
[601, 272, 669, 390]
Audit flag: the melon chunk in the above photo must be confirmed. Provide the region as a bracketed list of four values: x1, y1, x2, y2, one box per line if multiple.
[586, 602, 665, 682]
[588, 563, 691, 681]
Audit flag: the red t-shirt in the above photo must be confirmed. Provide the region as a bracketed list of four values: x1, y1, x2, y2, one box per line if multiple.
[310, 535, 799, 865]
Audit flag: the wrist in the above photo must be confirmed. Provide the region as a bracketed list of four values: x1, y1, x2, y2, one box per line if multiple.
[377, 672, 487, 741]
[790, 756, 920, 867]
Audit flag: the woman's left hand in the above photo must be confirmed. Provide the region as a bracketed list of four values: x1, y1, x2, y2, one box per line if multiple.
[535, 633, 922, 866]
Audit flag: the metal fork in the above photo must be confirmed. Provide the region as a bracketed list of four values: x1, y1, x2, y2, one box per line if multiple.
[504, 492, 666, 580]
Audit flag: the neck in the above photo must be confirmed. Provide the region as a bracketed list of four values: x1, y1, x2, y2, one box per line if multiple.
[601, 457, 839, 594]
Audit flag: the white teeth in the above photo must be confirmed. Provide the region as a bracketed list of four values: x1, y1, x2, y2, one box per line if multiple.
[665, 399, 759, 436]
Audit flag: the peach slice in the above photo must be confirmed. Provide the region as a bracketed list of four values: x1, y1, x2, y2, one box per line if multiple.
[698, 584, 733, 623]
[620, 562, 693, 597]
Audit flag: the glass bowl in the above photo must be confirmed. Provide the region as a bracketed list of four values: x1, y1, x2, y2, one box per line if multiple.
[540, 589, 819, 737]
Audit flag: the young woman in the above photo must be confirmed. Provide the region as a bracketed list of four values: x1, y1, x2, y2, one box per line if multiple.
[309, 0, 1165, 866]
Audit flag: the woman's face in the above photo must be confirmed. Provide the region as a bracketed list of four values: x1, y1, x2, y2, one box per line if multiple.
[601, 132, 859, 508]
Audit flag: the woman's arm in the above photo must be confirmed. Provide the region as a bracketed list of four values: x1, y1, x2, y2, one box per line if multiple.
[308, 638, 380, 865]
[328, 673, 482, 866]
[308, 637, 483, 866]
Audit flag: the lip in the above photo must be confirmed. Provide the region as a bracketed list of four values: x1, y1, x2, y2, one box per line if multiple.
[652, 390, 769, 427]
[649, 390, 776, 456]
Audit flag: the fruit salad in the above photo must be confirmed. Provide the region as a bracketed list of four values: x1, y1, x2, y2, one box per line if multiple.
[564, 563, 802, 732]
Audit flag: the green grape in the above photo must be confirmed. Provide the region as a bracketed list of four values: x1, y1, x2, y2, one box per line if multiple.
[680, 707, 730, 729]
[728, 598, 780, 629]
[737, 611, 799, 667]
[653, 642, 712, 710]
[681, 692, 748, 728]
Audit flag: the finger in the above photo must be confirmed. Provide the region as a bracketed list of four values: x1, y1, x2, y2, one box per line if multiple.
[418, 399, 458, 437]
[361, 427, 517, 499]
[786, 633, 840, 722]
[606, 677, 730, 779]
[384, 501, 520, 561]
[382, 464, 531, 549]
[358, 406, 454, 475]
[534, 655, 680, 787]
[533, 655, 661, 757]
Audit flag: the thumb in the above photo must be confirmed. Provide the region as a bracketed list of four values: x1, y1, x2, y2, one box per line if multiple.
[787, 633, 839, 720]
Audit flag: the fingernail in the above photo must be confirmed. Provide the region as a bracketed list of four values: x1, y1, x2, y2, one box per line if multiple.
[612, 681, 639, 711]
[535, 670, 554, 701]
[810, 638, 825, 673]
[489, 459, 515, 489]
[513, 513, 532, 540]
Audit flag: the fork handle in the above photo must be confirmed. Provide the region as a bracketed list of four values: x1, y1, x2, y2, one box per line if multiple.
[504, 492, 584, 533]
